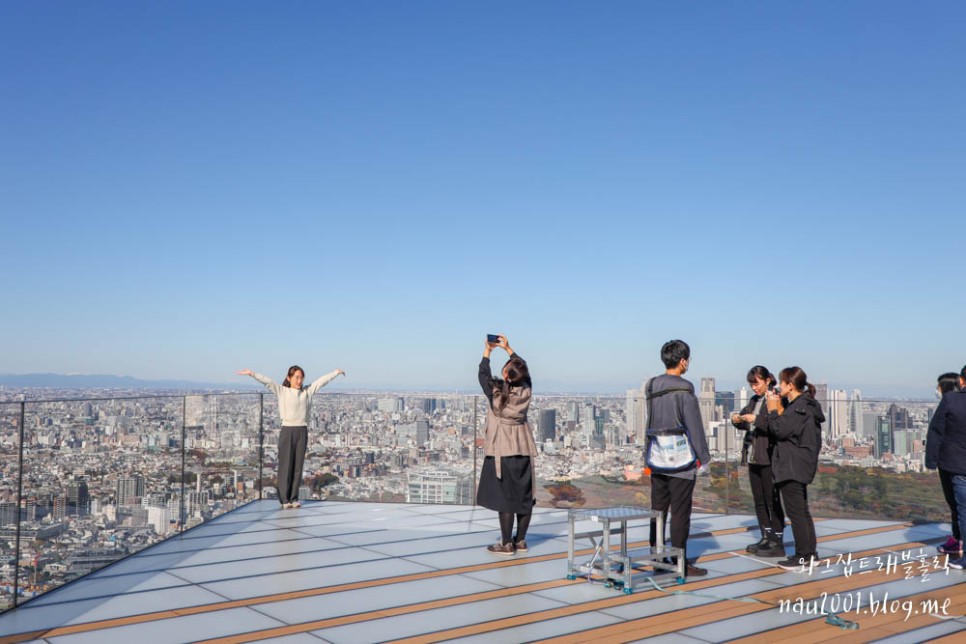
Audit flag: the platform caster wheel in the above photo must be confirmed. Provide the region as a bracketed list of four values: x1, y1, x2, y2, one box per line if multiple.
[622, 587, 633, 595]
[566, 574, 576, 580]
[676, 577, 685, 585]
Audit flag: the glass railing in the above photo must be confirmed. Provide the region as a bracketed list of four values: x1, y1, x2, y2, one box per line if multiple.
[0, 389, 947, 610]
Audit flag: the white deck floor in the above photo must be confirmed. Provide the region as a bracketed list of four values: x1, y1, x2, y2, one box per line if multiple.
[0, 500, 962, 643]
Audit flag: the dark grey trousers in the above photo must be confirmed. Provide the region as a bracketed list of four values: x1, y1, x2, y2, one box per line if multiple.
[277, 426, 308, 504]
[649, 473, 697, 561]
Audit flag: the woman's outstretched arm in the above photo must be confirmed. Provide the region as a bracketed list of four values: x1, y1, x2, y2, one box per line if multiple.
[306, 369, 345, 396]
[238, 369, 282, 396]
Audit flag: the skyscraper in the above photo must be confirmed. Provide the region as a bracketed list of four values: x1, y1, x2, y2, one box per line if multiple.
[814, 383, 829, 409]
[416, 420, 430, 447]
[625, 387, 646, 445]
[117, 475, 145, 506]
[829, 389, 849, 440]
[874, 416, 893, 458]
[699, 378, 716, 429]
[581, 403, 596, 436]
[538, 409, 557, 443]
[67, 480, 90, 517]
[567, 402, 579, 423]
[849, 389, 864, 436]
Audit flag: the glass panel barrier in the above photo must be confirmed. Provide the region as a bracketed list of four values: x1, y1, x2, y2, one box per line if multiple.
[289, 393, 479, 505]
[0, 388, 950, 612]
[19, 396, 185, 603]
[183, 394, 263, 525]
[807, 396, 946, 523]
[702, 394, 947, 524]
[0, 403, 23, 610]
[521, 394, 732, 513]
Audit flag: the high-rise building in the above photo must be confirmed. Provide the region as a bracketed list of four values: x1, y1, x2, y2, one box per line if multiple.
[397, 420, 430, 447]
[814, 383, 829, 409]
[0, 502, 17, 528]
[737, 386, 749, 412]
[51, 494, 67, 521]
[406, 470, 472, 504]
[829, 389, 849, 440]
[874, 416, 893, 458]
[849, 389, 864, 436]
[699, 378, 716, 428]
[625, 387, 646, 445]
[147, 506, 171, 536]
[116, 475, 145, 506]
[538, 409, 557, 443]
[416, 420, 430, 447]
[715, 391, 735, 417]
[67, 480, 90, 517]
[591, 416, 606, 449]
[888, 404, 912, 431]
[893, 431, 912, 458]
[567, 402, 579, 423]
[581, 403, 596, 437]
[377, 397, 404, 413]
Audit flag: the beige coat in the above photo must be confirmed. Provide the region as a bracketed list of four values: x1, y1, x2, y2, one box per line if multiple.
[484, 385, 538, 480]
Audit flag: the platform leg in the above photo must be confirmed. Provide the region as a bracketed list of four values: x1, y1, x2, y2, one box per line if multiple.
[567, 511, 575, 578]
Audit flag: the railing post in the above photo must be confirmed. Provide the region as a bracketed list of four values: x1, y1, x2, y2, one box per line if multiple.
[179, 396, 187, 534]
[12, 402, 26, 608]
[258, 394, 264, 501]
[472, 395, 478, 506]
[724, 412, 730, 515]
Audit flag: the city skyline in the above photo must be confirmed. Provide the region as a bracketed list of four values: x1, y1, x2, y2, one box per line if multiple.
[3, 3, 965, 397]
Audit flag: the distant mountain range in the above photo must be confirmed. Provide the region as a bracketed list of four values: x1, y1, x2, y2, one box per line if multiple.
[0, 373, 251, 390]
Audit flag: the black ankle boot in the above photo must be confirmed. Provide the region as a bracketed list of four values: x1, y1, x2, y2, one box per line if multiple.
[746, 530, 770, 554]
[755, 531, 786, 557]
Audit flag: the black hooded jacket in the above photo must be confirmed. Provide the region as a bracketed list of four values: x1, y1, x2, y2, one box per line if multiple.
[767, 393, 825, 484]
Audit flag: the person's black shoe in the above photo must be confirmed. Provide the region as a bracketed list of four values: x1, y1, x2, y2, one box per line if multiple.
[755, 533, 786, 558]
[777, 554, 815, 571]
[746, 534, 770, 554]
[755, 542, 786, 557]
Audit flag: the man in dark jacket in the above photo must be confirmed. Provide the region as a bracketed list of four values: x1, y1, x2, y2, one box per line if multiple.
[646, 340, 712, 577]
[925, 365, 966, 570]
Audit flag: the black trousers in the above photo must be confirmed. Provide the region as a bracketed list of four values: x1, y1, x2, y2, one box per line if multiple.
[748, 464, 784, 534]
[277, 426, 308, 505]
[939, 469, 962, 541]
[776, 480, 816, 556]
[649, 473, 696, 560]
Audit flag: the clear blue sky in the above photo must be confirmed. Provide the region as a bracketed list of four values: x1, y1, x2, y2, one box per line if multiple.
[2, 2, 964, 396]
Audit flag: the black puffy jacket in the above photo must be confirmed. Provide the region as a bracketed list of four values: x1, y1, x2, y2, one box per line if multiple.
[767, 393, 824, 484]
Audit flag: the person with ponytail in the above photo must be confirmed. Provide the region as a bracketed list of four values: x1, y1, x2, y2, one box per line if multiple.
[238, 364, 345, 509]
[731, 366, 785, 557]
[765, 366, 825, 570]
[476, 334, 538, 555]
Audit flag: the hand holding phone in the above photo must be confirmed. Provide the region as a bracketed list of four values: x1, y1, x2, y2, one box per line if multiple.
[486, 334, 501, 344]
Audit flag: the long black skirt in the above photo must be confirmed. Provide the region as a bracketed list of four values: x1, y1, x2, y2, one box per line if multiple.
[476, 455, 535, 514]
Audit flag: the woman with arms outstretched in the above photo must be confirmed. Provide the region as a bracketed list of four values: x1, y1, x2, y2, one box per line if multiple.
[238, 365, 345, 508]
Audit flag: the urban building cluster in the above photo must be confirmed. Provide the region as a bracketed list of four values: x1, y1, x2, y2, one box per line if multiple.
[0, 382, 937, 609]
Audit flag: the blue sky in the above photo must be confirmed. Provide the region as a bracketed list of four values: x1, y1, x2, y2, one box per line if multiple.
[2, 2, 963, 396]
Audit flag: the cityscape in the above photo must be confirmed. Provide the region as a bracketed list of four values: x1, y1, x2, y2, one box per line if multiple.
[0, 380, 942, 610]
